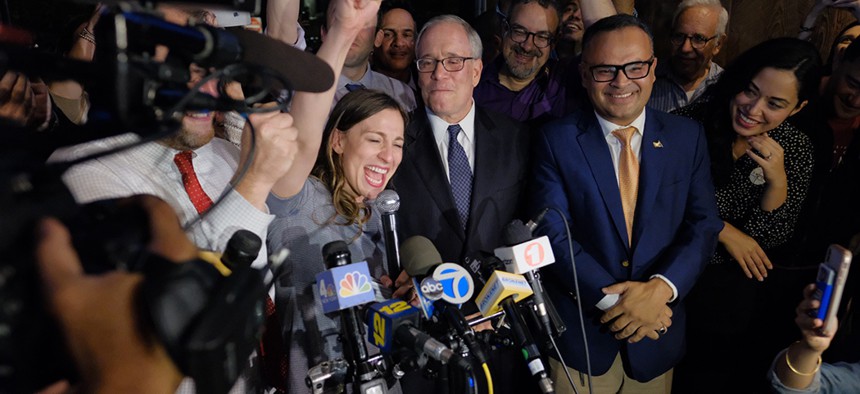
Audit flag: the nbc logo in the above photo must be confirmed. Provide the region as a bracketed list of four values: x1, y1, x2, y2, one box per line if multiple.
[339, 271, 372, 297]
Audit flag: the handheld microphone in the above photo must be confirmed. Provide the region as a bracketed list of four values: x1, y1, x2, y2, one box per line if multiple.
[400, 237, 487, 363]
[400, 236, 443, 319]
[496, 220, 565, 337]
[221, 229, 262, 270]
[376, 190, 402, 283]
[366, 299, 471, 371]
[475, 270, 553, 394]
[317, 241, 377, 386]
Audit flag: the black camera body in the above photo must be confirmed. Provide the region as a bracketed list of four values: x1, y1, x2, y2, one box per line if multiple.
[0, 168, 265, 394]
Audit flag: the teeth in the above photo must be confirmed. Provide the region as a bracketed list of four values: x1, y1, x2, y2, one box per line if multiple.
[187, 112, 210, 118]
[739, 113, 758, 124]
[611, 92, 633, 98]
[368, 166, 388, 174]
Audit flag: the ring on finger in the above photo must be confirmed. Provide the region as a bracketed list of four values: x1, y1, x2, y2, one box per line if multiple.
[765, 153, 773, 159]
[658, 326, 668, 335]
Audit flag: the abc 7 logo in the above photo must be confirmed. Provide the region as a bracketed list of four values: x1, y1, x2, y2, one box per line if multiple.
[432, 263, 474, 304]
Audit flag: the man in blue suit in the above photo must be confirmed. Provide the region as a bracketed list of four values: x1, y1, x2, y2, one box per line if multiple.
[531, 14, 722, 393]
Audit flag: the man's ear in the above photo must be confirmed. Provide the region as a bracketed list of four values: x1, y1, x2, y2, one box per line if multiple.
[374, 29, 384, 48]
[712, 34, 727, 56]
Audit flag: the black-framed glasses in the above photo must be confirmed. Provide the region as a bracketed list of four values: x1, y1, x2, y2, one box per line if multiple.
[669, 32, 718, 49]
[415, 56, 474, 73]
[587, 58, 655, 82]
[504, 21, 555, 48]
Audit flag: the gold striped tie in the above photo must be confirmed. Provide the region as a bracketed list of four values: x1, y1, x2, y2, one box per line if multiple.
[613, 126, 639, 246]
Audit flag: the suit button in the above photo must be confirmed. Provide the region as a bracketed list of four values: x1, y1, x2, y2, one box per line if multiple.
[621, 260, 629, 267]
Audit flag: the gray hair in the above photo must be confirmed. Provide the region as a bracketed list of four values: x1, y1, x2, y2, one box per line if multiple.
[415, 14, 483, 59]
[673, 0, 729, 37]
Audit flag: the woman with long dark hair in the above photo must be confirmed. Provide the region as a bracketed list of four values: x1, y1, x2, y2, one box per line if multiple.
[672, 37, 822, 391]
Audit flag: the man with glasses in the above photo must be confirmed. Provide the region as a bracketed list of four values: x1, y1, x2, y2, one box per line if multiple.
[474, 0, 574, 125]
[391, 14, 531, 393]
[531, 14, 721, 393]
[650, 0, 728, 112]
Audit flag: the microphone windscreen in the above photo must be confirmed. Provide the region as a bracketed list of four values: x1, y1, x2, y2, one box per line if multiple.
[322, 240, 350, 261]
[375, 189, 400, 214]
[231, 29, 335, 93]
[222, 229, 262, 268]
[400, 236, 442, 277]
[503, 220, 532, 246]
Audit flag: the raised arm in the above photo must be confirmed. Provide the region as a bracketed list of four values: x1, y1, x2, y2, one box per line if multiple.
[270, 0, 381, 198]
[266, 0, 300, 46]
[581, 0, 618, 28]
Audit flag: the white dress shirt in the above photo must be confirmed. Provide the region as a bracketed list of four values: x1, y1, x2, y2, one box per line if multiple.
[48, 133, 274, 269]
[592, 110, 679, 309]
[427, 100, 477, 181]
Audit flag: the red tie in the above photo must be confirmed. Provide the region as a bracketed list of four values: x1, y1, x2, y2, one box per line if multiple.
[174, 151, 214, 214]
[260, 296, 288, 392]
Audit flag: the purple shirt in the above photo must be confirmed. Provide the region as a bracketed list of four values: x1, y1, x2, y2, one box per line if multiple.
[473, 56, 579, 126]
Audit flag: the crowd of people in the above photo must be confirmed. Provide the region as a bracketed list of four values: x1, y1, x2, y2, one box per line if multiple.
[5, 0, 860, 393]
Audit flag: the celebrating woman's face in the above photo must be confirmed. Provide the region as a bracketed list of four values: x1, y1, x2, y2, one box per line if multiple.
[729, 67, 806, 137]
[331, 108, 405, 201]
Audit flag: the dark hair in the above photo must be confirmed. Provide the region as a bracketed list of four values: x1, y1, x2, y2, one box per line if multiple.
[380, 0, 417, 19]
[702, 37, 822, 186]
[504, 0, 562, 22]
[313, 89, 409, 228]
[581, 14, 653, 57]
[840, 31, 860, 65]
[827, 22, 860, 72]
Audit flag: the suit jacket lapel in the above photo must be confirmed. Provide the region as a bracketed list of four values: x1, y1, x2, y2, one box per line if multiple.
[405, 110, 466, 240]
[468, 108, 503, 240]
[577, 114, 629, 247]
[632, 109, 668, 249]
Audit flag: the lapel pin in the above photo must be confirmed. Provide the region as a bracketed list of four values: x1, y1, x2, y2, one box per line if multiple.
[652, 140, 663, 148]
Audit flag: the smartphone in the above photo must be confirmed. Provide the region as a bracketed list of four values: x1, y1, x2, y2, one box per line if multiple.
[813, 244, 852, 335]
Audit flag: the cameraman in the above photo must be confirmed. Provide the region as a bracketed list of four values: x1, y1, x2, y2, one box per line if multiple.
[35, 196, 189, 394]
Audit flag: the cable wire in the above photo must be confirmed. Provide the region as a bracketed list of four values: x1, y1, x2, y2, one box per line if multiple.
[481, 362, 494, 394]
[547, 206, 593, 394]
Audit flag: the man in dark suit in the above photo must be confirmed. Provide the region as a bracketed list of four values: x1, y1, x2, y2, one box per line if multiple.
[391, 14, 529, 265]
[531, 14, 722, 393]
[390, 14, 531, 394]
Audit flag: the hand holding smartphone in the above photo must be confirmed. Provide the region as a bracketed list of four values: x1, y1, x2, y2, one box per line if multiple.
[812, 244, 852, 335]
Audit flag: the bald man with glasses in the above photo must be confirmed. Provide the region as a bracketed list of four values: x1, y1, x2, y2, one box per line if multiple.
[650, 0, 728, 112]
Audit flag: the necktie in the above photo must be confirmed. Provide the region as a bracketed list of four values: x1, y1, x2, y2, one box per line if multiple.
[447, 124, 473, 231]
[345, 83, 365, 92]
[613, 126, 639, 246]
[174, 151, 214, 214]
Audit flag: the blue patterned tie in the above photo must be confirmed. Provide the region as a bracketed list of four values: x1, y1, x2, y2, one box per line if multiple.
[345, 83, 365, 92]
[447, 124, 472, 231]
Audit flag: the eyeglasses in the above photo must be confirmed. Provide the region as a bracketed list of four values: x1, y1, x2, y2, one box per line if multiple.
[416, 56, 474, 73]
[587, 58, 655, 82]
[505, 22, 555, 48]
[669, 33, 718, 49]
